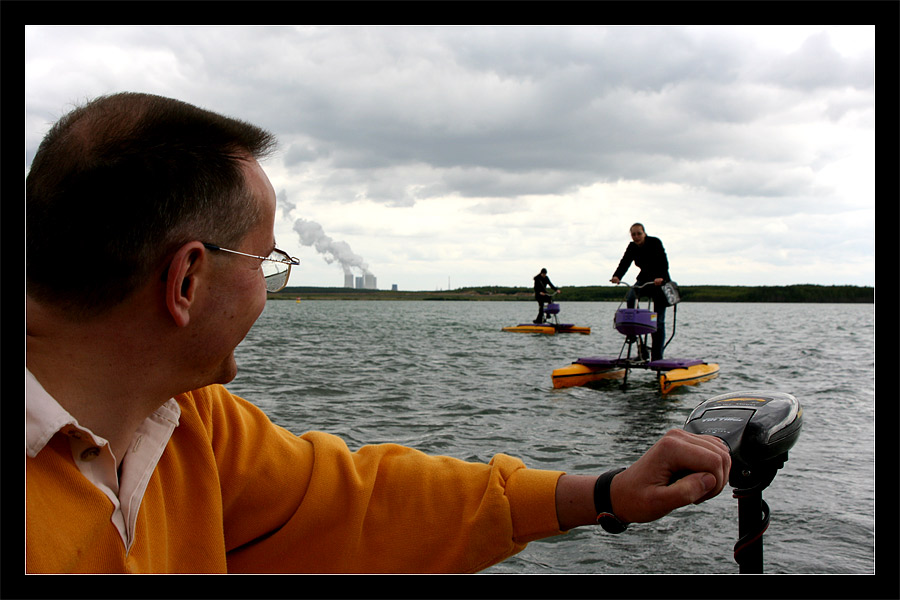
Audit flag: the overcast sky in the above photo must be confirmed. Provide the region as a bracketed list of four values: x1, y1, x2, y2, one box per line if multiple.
[25, 25, 875, 291]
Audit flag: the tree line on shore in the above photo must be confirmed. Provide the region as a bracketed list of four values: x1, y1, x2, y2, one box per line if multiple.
[272, 284, 874, 303]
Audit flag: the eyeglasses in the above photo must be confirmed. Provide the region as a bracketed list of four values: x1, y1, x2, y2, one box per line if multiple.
[203, 243, 300, 293]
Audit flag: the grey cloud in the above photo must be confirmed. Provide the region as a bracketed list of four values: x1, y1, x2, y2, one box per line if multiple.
[26, 25, 873, 209]
[257, 28, 871, 204]
[284, 142, 332, 166]
[764, 31, 875, 92]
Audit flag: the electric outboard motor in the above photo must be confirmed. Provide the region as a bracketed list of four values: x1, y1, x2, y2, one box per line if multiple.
[684, 391, 803, 573]
[684, 391, 802, 488]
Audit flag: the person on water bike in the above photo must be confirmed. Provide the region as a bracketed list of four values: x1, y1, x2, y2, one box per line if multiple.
[26, 93, 730, 574]
[533, 268, 559, 323]
[610, 223, 672, 361]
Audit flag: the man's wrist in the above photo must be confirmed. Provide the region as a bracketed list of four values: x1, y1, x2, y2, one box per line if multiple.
[594, 467, 629, 533]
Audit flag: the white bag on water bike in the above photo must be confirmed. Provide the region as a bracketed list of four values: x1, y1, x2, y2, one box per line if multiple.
[662, 281, 681, 306]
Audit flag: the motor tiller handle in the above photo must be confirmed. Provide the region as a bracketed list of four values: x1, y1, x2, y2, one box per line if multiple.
[683, 391, 802, 488]
[682, 391, 802, 573]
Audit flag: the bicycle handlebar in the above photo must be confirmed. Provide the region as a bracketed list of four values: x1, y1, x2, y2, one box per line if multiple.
[615, 280, 657, 289]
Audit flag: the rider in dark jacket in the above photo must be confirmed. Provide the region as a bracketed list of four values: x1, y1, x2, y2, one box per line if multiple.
[533, 268, 558, 324]
[610, 223, 671, 360]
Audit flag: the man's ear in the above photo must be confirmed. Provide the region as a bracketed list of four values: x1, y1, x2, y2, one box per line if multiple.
[165, 241, 206, 328]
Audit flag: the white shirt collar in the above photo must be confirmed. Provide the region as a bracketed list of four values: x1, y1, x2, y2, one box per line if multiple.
[26, 368, 183, 552]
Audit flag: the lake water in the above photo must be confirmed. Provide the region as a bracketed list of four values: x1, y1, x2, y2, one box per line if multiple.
[228, 299, 875, 575]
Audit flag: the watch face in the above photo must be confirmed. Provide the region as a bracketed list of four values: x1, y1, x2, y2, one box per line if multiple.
[597, 512, 628, 534]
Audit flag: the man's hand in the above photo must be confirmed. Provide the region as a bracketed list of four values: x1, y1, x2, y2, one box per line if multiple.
[554, 429, 731, 531]
[610, 429, 731, 524]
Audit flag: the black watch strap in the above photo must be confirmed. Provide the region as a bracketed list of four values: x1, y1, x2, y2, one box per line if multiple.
[594, 467, 628, 533]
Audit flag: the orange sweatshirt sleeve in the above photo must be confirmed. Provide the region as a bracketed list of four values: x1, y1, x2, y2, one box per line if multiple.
[191, 386, 566, 573]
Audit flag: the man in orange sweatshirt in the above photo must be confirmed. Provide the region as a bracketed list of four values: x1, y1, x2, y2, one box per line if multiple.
[25, 92, 731, 574]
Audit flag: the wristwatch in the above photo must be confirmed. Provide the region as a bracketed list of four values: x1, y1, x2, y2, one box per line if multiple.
[594, 467, 629, 533]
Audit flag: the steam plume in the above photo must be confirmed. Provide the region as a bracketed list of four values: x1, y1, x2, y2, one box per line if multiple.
[292, 217, 371, 277]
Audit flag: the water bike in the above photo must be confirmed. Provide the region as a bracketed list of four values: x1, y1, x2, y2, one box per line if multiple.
[551, 281, 718, 392]
[683, 391, 803, 573]
[502, 292, 591, 335]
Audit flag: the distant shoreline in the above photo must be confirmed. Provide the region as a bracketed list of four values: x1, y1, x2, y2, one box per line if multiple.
[271, 284, 874, 303]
